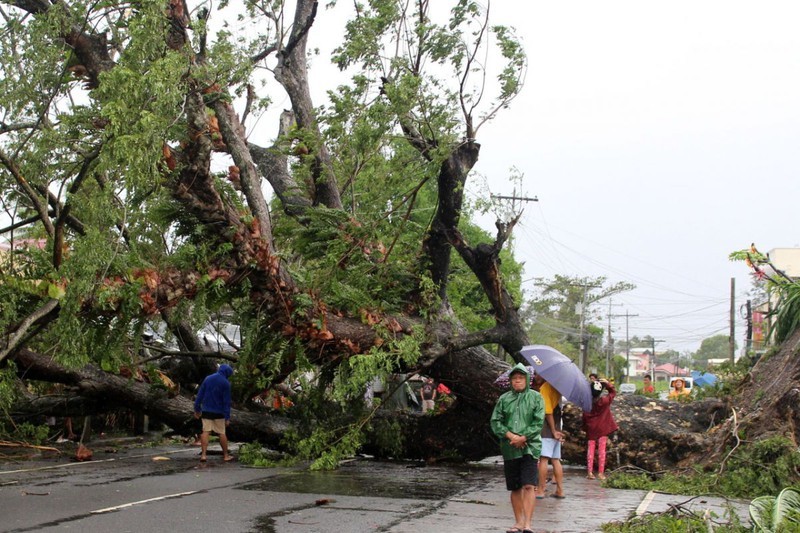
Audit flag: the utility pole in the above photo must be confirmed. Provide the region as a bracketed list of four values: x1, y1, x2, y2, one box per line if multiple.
[610, 311, 639, 382]
[489, 188, 537, 361]
[745, 299, 753, 353]
[605, 300, 623, 377]
[574, 282, 601, 373]
[729, 277, 736, 363]
[490, 190, 538, 213]
[649, 338, 665, 383]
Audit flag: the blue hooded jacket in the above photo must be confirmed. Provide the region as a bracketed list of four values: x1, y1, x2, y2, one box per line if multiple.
[194, 364, 233, 420]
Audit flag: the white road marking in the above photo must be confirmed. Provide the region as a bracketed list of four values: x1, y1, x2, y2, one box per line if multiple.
[91, 490, 200, 514]
[635, 490, 657, 516]
[0, 448, 197, 475]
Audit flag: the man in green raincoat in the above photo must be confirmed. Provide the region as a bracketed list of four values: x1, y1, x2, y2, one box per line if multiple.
[490, 363, 545, 533]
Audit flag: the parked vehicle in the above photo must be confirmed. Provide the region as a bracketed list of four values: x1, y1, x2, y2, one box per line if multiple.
[668, 376, 694, 395]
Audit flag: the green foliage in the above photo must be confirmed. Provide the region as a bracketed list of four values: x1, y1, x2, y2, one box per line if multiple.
[731, 245, 800, 343]
[237, 442, 290, 468]
[750, 487, 800, 533]
[0, 421, 51, 445]
[286, 411, 369, 471]
[694, 334, 735, 365]
[606, 437, 800, 500]
[525, 275, 635, 360]
[0, 364, 20, 413]
[771, 283, 800, 344]
[368, 418, 405, 458]
[0, 0, 529, 470]
[602, 511, 747, 532]
[692, 356, 753, 401]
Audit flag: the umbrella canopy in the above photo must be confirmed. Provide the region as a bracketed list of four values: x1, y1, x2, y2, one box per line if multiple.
[520, 345, 593, 411]
[691, 370, 718, 388]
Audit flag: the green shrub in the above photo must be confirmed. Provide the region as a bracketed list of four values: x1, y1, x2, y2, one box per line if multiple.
[605, 437, 800, 500]
[602, 512, 747, 532]
[3, 422, 51, 445]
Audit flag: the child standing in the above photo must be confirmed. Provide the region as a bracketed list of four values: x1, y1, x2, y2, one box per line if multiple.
[582, 379, 618, 480]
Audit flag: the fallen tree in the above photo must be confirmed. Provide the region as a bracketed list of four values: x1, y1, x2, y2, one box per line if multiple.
[0, 0, 796, 474]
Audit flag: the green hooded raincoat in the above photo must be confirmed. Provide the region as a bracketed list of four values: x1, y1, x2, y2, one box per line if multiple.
[490, 363, 545, 460]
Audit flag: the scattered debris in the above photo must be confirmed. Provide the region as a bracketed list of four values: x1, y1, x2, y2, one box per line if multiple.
[75, 444, 93, 461]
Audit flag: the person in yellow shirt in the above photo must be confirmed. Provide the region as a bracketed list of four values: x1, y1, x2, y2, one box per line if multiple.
[533, 374, 565, 499]
[668, 378, 691, 399]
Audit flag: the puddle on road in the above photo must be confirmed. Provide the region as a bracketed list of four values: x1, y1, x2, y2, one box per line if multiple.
[240, 458, 499, 500]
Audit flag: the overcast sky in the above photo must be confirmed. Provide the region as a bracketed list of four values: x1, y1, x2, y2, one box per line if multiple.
[462, 1, 800, 354]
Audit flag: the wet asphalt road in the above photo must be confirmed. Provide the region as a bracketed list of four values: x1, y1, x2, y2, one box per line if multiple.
[0, 439, 750, 532]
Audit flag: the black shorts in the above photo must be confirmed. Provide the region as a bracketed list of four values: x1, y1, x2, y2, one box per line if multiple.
[503, 454, 539, 491]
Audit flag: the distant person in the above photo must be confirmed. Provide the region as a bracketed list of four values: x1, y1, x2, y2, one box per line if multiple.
[583, 379, 619, 480]
[533, 374, 565, 499]
[490, 363, 545, 533]
[642, 374, 655, 394]
[588, 373, 599, 382]
[419, 377, 437, 412]
[668, 378, 691, 399]
[194, 364, 235, 462]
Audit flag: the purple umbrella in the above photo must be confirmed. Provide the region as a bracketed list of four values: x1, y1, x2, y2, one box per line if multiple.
[520, 345, 593, 411]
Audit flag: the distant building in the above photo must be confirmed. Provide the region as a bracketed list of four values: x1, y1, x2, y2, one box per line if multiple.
[624, 348, 652, 378]
[766, 248, 800, 278]
[0, 238, 47, 272]
[655, 363, 689, 378]
[752, 247, 800, 351]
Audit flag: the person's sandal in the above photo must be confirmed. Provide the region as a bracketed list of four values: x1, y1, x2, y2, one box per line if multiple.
[598, 473, 606, 480]
[586, 473, 595, 479]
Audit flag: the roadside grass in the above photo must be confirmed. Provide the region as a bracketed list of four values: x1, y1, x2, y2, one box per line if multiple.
[601, 436, 800, 531]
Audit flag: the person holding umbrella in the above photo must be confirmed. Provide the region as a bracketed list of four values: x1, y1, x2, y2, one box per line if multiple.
[533, 374, 566, 499]
[490, 363, 545, 533]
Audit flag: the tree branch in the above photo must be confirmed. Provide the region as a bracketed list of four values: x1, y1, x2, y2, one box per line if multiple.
[274, 0, 341, 209]
[0, 299, 60, 364]
[0, 147, 54, 238]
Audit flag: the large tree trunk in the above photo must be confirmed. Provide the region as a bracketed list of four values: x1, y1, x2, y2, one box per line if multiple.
[12, 346, 735, 468]
[11, 349, 292, 447]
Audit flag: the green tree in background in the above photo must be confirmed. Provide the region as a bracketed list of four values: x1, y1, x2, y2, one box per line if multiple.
[525, 274, 634, 371]
[694, 335, 734, 367]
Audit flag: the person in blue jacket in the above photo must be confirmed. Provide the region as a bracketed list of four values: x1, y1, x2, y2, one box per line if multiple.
[194, 364, 234, 462]
[490, 363, 545, 533]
